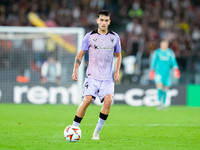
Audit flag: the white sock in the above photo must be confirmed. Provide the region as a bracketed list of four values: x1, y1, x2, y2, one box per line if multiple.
[93, 130, 100, 137]
[73, 121, 80, 126]
[94, 118, 106, 133]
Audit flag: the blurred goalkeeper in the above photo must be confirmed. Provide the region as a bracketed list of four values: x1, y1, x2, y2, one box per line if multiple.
[149, 40, 180, 109]
[71, 10, 121, 140]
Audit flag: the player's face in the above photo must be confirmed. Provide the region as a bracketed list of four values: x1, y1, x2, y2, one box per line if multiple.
[160, 41, 169, 50]
[96, 15, 111, 33]
[48, 57, 55, 63]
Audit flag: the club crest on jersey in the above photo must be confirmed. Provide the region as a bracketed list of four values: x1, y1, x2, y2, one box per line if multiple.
[110, 38, 114, 43]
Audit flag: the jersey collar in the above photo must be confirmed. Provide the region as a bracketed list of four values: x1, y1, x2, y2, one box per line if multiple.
[91, 29, 115, 35]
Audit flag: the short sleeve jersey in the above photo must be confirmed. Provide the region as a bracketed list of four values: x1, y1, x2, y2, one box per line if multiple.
[150, 48, 178, 76]
[81, 30, 121, 80]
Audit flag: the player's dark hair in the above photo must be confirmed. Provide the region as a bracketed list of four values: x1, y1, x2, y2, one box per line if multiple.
[97, 10, 111, 18]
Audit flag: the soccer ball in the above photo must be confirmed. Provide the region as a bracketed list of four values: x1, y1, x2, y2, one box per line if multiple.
[64, 125, 81, 142]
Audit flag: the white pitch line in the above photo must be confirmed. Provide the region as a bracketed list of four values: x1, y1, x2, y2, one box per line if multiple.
[1, 123, 199, 127]
[80, 123, 200, 127]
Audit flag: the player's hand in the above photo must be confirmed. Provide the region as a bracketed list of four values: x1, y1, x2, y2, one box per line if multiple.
[149, 70, 155, 80]
[114, 72, 120, 82]
[72, 71, 78, 81]
[56, 77, 61, 84]
[41, 77, 46, 84]
[174, 69, 180, 79]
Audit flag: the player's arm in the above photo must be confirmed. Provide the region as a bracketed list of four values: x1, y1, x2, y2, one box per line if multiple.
[114, 52, 122, 82]
[72, 50, 86, 81]
[41, 62, 48, 83]
[149, 52, 157, 80]
[171, 52, 180, 78]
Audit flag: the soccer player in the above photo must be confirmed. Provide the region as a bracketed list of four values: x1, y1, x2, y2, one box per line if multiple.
[71, 10, 122, 140]
[149, 40, 180, 109]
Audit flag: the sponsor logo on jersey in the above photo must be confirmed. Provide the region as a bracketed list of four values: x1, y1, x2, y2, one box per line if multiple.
[159, 55, 170, 61]
[94, 44, 113, 50]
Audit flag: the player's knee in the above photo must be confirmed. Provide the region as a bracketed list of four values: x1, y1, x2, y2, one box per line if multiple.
[156, 84, 163, 89]
[82, 96, 92, 107]
[104, 95, 112, 108]
[163, 87, 169, 91]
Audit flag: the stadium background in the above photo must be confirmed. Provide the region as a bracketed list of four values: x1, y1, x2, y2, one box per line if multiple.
[0, 0, 200, 106]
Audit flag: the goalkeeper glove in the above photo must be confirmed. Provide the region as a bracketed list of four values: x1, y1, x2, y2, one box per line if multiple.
[149, 70, 155, 80]
[174, 69, 180, 78]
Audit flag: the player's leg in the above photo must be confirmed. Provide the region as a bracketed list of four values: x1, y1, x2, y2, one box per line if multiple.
[100, 94, 112, 114]
[154, 74, 164, 108]
[92, 79, 114, 140]
[156, 83, 163, 101]
[73, 77, 98, 126]
[162, 86, 169, 109]
[155, 83, 164, 109]
[162, 75, 171, 109]
[73, 95, 93, 126]
[92, 94, 112, 140]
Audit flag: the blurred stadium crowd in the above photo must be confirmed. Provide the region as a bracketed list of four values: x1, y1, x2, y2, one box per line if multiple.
[0, 0, 200, 84]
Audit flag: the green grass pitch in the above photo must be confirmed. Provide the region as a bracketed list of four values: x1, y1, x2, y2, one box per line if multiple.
[0, 104, 200, 150]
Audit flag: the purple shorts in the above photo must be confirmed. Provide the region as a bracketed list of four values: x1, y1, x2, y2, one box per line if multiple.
[82, 77, 114, 102]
